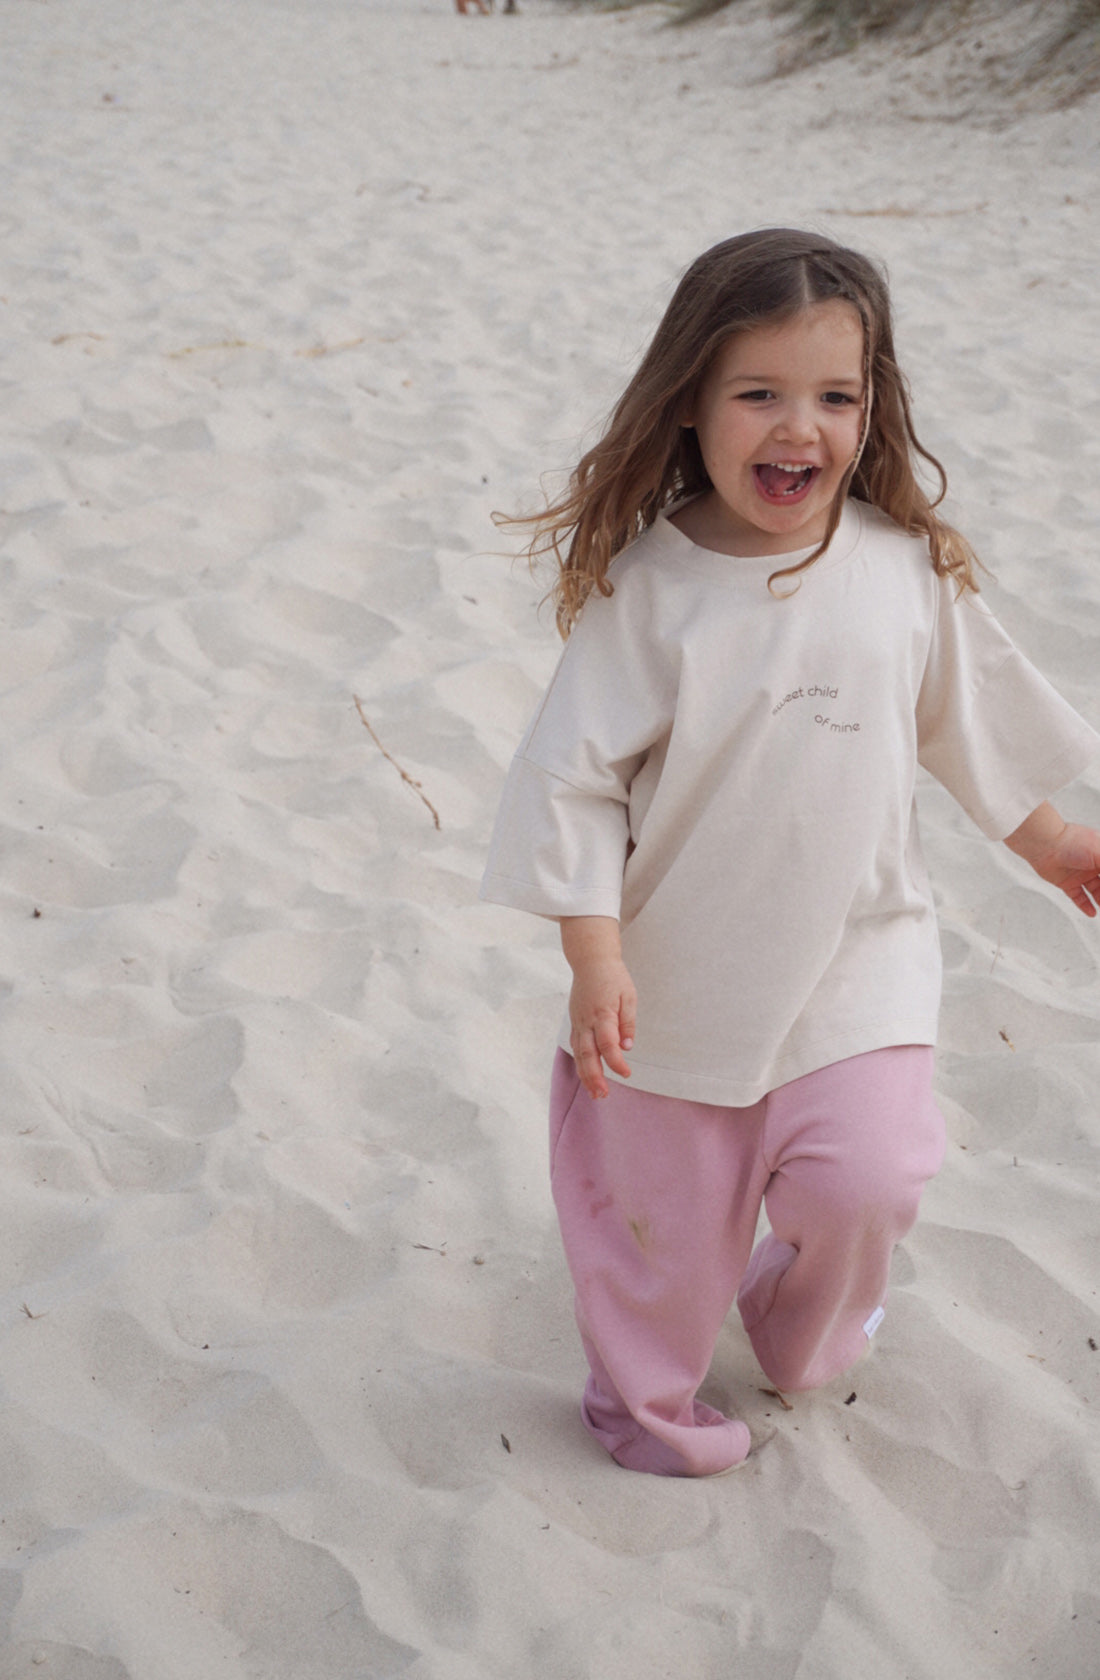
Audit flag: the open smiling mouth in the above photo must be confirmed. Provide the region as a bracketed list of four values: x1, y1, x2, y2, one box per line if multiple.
[753, 462, 819, 503]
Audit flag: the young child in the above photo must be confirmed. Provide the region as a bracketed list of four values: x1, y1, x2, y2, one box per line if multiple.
[480, 229, 1100, 1478]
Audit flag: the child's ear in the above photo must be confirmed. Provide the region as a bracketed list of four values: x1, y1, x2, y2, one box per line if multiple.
[678, 391, 701, 429]
[678, 379, 702, 429]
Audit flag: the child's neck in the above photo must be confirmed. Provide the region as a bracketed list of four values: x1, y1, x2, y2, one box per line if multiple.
[670, 490, 837, 559]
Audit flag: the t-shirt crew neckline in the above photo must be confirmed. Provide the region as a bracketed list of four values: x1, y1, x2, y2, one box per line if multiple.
[655, 497, 865, 579]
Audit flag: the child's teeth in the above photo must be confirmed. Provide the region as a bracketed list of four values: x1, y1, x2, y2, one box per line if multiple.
[757, 462, 814, 495]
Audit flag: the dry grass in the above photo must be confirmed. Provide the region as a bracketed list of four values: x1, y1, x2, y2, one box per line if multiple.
[1011, 0, 1100, 101]
[767, 0, 1100, 106]
[675, 0, 945, 32]
[560, 0, 1100, 107]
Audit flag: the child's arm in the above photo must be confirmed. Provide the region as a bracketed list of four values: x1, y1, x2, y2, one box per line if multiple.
[560, 917, 637, 1099]
[1004, 802, 1100, 918]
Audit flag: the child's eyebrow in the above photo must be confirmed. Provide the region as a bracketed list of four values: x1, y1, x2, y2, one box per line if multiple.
[724, 372, 864, 387]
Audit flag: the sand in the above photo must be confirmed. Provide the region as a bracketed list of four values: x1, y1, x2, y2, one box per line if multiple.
[0, 0, 1098, 1674]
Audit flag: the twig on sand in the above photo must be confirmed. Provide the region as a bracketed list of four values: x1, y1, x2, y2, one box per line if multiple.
[295, 337, 365, 358]
[990, 910, 1005, 974]
[354, 695, 441, 830]
[760, 1387, 794, 1411]
[167, 339, 256, 358]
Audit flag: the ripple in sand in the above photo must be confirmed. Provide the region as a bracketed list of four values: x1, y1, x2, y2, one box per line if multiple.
[10, 1505, 418, 1679]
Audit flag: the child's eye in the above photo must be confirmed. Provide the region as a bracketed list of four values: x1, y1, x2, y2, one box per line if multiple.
[737, 389, 774, 403]
[822, 391, 859, 406]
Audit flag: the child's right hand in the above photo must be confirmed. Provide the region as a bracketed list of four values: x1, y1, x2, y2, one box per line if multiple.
[559, 917, 637, 1100]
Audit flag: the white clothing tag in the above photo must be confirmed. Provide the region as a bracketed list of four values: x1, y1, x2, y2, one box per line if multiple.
[863, 1306, 886, 1338]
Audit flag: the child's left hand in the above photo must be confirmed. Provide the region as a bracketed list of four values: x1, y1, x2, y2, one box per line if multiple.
[1004, 803, 1100, 917]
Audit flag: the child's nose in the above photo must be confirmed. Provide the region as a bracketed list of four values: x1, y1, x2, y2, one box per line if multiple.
[776, 402, 819, 443]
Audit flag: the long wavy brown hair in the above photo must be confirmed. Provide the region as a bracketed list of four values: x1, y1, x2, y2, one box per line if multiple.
[503, 229, 981, 637]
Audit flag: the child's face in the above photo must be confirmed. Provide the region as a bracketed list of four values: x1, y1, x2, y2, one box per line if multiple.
[684, 301, 865, 557]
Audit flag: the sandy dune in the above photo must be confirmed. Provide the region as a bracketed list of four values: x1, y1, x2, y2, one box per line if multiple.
[0, 0, 1098, 1674]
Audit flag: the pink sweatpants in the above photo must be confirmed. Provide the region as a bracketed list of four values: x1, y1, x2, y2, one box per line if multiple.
[549, 1045, 945, 1477]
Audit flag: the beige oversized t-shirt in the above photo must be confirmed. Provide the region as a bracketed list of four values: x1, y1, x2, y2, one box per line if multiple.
[481, 501, 1099, 1105]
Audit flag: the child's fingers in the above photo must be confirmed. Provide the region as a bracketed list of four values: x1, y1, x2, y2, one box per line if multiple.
[567, 967, 637, 1098]
[619, 994, 637, 1054]
[571, 1027, 610, 1099]
[1059, 859, 1100, 915]
[595, 1018, 631, 1082]
[1064, 881, 1099, 917]
[570, 1016, 632, 1098]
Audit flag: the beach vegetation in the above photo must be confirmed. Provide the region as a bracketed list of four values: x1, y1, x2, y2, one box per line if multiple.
[1010, 0, 1100, 101]
[558, 0, 1100, 107]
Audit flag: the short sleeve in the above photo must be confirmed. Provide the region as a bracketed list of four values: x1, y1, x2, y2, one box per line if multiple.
[480, 553, 676, 920]
[916, 580, 1099, 840]
[480, 756, 631, 919]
